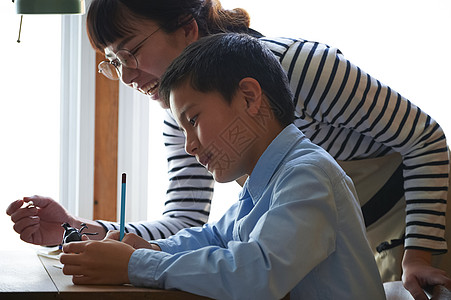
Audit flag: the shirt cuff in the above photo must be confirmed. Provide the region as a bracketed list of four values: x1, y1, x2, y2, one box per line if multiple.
[128, 248, 172, 288]
[152, 238, 184, 254]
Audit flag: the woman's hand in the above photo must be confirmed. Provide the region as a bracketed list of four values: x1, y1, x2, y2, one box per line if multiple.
[6, 195, 75, 246]
[61, 239, 135, 285]
[402, 249, 451, 300]
[105, 230, 161, 251]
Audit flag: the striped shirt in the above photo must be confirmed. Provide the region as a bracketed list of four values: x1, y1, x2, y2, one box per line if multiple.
[98, 37, 449, 253]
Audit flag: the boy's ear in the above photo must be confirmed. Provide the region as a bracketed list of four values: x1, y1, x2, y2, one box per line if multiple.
[180, 18, 199, 45]
[238, 78, 262, 117]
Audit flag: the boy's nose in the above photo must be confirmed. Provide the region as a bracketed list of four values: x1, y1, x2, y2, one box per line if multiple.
[185, 136, 198, 156]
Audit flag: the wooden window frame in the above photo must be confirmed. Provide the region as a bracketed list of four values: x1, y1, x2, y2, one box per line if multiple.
[93, 52, 119, 221]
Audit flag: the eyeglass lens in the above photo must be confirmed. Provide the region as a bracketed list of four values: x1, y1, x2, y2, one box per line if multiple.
[98, 50, 138, 80]
[116, 50, 137, 69]
[98, 61, 120, 80]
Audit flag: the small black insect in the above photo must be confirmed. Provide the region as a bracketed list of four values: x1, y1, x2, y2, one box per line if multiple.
[61, 223, 99, 244]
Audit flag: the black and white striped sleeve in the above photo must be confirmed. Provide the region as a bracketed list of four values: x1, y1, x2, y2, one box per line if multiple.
[262, 37, 449, 253]
[96, 110, 214, 241]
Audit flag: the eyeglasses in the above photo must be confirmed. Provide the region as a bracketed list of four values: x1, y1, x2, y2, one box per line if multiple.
[98, 27, 160, 81]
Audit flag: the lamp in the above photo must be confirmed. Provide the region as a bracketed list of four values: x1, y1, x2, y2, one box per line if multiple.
[15, 0, 85, 14]
[13, 0, 85, 42]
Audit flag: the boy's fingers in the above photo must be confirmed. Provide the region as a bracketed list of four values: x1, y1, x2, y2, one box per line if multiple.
[105, 230, 120, 240]
[60, 252, 85, 266]
[62, 264, 85, 275]
[62, 241, 88, 254]
[72, 275, 96, 285]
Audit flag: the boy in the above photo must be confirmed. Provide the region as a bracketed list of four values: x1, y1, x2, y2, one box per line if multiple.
[61, 33, 385, 299]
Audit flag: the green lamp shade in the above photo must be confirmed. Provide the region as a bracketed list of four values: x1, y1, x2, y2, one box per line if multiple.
[16, 0, 85, 14]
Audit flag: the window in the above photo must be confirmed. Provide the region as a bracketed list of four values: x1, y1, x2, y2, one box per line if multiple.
[1, 4, 96, 248]
[0, 5, 61, 245]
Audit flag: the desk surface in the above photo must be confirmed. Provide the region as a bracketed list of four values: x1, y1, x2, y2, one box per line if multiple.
[0, 247, 210, 300]
[383, 281, 451, 300]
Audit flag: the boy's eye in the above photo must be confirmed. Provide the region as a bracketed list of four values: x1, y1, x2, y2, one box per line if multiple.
[189, 115, 198, 126]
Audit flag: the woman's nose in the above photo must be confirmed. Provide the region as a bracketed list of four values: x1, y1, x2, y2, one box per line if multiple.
[120, 67, 138, 86]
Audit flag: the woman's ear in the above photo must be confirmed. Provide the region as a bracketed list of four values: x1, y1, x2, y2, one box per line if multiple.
[238, 78, 262, 116]
[180, 18, 199, 45]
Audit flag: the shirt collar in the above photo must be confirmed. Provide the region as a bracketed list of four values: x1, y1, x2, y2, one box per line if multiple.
[239, 124, 305, 204]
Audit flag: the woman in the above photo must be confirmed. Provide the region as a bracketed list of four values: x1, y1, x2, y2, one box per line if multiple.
[7, 0, 451, 298]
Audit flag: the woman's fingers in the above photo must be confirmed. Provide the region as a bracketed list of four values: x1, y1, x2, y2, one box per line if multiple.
[5, 199, 24, 216]
[19, 222, 40, 243]
[23, 195, 51, 208]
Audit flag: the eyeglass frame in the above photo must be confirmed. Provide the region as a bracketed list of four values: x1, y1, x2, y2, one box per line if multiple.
[98, 27, 161, 80]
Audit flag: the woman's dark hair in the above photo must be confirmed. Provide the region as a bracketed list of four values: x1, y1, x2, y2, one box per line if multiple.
[159, 33, 295, 127]
[86, 0, 251, 52]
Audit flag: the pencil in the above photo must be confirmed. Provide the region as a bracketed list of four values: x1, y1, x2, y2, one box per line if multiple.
[119, 173, 126, 241]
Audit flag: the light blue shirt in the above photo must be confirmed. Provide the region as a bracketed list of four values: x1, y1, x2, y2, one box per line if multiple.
[128, 124, 386, 299]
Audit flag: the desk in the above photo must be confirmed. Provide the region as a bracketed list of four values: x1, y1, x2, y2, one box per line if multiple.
[0, 248, 210, 300]
[383, 281, 451, 300]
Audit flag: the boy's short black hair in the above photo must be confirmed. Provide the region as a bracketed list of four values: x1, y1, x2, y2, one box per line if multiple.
[159, 33, 295, 127]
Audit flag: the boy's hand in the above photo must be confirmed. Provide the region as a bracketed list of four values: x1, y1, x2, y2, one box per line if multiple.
[61, 239, 134, 285]
[105, 230, 161, 250]
[6, 195, 75, 246]
[402, 249, 451, 300]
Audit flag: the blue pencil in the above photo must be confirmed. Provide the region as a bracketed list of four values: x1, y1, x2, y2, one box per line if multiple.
[119, 173, 126, 241]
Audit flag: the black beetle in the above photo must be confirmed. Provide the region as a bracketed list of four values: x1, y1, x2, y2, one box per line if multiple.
[61, 223, 98, 244]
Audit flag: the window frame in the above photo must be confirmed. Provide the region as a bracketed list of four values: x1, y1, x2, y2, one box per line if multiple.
[59, 13, 96, 219]
[60, 9, 150, 222]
